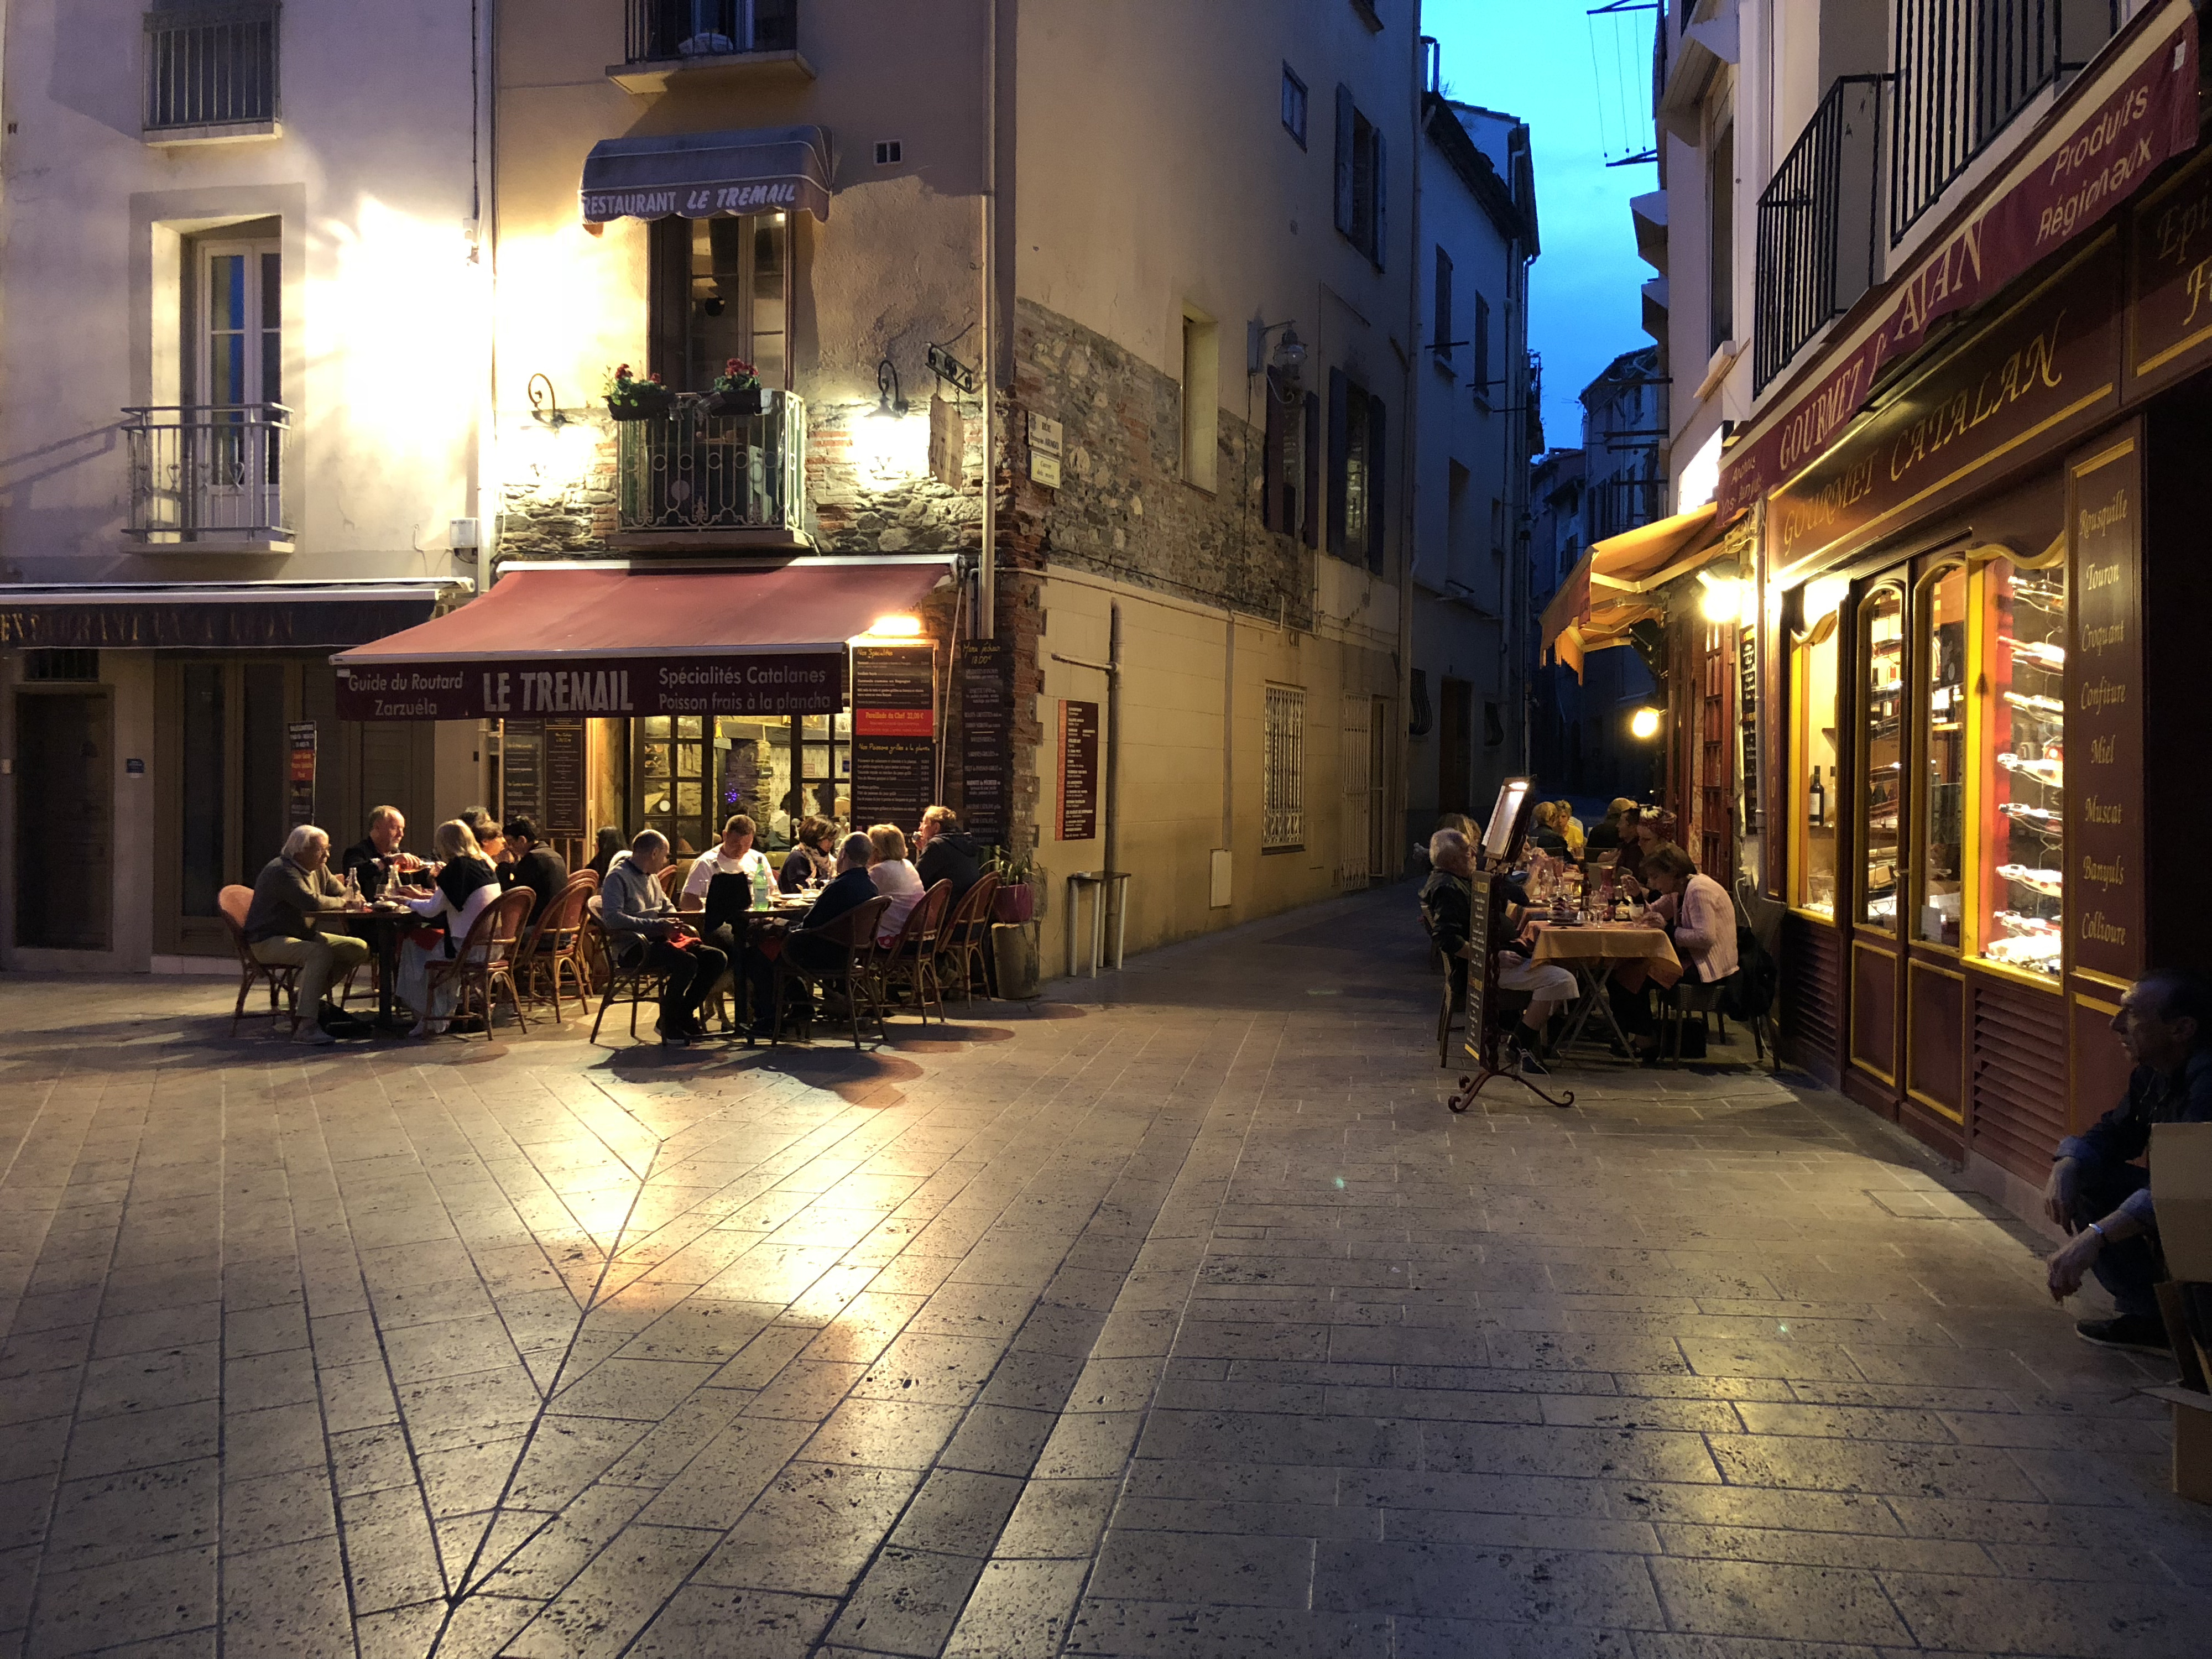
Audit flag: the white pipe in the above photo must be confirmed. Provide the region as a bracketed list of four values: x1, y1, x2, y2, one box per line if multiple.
[978, 0, 998, 640]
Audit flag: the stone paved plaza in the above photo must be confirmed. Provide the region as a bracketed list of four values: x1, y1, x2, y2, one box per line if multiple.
[1, 888, 2208, 1658]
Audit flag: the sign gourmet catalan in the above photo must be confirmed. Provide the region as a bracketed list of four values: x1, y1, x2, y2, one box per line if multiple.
[2066, 428, 2144, 984]
[1720, 0, 2199, 521]
[334, 653, 847, 721]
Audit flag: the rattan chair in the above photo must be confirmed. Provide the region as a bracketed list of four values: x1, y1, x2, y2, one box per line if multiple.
[588, 896, 674, 1044]
[218, 884, 300, 1037]
[420, 888, 535, 1040]
[515, 872, 597, 1022]
[935, 873, 1000, 1003]
[771, 894, 890, 1049]
[875, 880, 953, 1026]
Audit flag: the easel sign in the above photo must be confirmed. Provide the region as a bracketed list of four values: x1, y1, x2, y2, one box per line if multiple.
[1448, 851, 1574, 1113]
[1481, 775, 1538, 868]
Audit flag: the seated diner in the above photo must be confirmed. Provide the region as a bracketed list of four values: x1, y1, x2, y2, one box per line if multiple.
[341, 805, 422, 901]
[1423, 827, 1577, 1070]
[395, 820, 502, 1037]
[600, 829, 729, 1046]
[244, 824, 374, 1045]
[867, 823, 926, 943]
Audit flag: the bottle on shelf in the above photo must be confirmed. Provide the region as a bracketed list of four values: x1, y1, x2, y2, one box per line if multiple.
[2003, 690, 2065, 718]
[1809, 768, 1827, 828]
[1996, 752, 2063, 787]
[1997, 802, 2062, 832]
[1999, 635, 2066, 672]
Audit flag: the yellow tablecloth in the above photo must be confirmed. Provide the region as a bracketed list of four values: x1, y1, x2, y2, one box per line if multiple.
[1528, 922, 1683, 990]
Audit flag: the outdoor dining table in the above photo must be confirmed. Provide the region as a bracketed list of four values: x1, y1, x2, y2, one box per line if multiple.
[1526, 917, 1683, 1052]
[338, 902, 418, 1031]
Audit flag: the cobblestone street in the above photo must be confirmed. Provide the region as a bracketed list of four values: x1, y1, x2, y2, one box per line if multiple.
[1, 887, 2207, 1658]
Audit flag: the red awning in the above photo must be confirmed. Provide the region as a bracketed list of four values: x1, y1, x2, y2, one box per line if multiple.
[331, 557, 954, 721]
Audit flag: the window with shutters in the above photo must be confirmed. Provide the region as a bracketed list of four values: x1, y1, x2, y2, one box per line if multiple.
[1262, 684, 1306, 851]
[1473, 291, 1492, 401]
[1432, 246, 1453, 367]
[1333, 86, 1385, 267]
[1326, 368, 1386, 572]
[1281, 64, 1307, 147]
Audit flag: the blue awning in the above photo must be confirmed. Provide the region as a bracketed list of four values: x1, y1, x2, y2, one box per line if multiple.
[581, 126, 832, 223]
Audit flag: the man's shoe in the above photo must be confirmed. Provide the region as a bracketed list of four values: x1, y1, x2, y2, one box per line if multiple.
[654, 1018, 692, 1047]
[2075, 1314, 2171, 1355]
[293, 1024, 338, 1046]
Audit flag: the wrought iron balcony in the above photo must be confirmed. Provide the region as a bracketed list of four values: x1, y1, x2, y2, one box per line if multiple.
[1755, 76, 1887, 393]
[144, 1, 279, 134]
[626, 0, 796, 62]
[124, 405, 291, 544]
[1588, 475, 1669, 544]
[1890, 0, 2117, 243]
[614, 389, 806, 540]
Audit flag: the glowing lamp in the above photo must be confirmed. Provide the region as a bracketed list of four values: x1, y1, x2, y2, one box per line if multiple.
[1629, 707, 1663, 740]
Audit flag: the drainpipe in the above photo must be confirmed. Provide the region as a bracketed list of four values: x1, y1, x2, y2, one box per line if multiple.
[977, 0, 998, 640]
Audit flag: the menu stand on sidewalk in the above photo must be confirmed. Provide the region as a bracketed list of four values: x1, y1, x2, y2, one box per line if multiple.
[1446, 868, 1573, 1114]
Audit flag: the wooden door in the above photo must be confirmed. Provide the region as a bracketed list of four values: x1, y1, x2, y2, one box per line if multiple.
[15, 690, 113, 950]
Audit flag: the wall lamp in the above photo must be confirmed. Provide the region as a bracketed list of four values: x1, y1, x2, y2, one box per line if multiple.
[1629, 707, 1663, 740]
[872, 357, 910, 419]
[528, 372, 571, 429]
[1247, 319, 1307, 384]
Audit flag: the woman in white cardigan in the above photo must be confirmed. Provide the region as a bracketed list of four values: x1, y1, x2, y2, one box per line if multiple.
[396, 820, 502, 1036]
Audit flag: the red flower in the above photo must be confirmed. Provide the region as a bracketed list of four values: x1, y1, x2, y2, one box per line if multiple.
[614, 363, 632, 379]
[648, 371, 663, 383]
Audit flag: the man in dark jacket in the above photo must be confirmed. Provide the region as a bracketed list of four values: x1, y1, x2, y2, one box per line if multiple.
[914, 806, 983, 902]
[340, 804, 422, 900]
[779, 833, 880, 1020]
[500, 815, 571, 924]
[2044, 968, 2212, 1352]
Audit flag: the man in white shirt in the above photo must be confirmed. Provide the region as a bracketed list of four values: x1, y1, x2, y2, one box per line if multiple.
[680, 815, 778, 1036]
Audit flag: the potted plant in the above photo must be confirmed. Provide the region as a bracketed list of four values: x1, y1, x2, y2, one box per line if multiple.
[604, 364, 674, 421]
[988, 844, 1037, 923]
[702, 358, 764, 417]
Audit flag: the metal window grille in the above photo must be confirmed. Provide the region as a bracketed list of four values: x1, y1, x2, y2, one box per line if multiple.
[628, 0, 797, 63]
[1755, 76, 1887, 392]
[144, 2, 279, 131]
[1263, 684, 1306, 850]
[1888, 0, 2116, 244]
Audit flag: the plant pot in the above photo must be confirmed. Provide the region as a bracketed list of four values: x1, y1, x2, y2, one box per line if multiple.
[992, 882, 1035, 924]
[607, 387, 675, 421]
[702, 387, 764, 417]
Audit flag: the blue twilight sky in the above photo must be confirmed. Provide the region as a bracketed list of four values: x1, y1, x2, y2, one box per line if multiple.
[1424, 0, 1657, 447]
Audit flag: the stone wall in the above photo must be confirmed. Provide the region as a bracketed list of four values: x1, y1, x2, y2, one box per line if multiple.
[1010, 298, 1313, 627]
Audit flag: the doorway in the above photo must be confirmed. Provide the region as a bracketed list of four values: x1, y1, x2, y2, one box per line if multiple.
[15, 690, 114, 950]
[1439, 676, 1473, 815]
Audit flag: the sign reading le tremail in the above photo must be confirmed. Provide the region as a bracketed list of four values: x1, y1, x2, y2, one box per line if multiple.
[335, 652, 848, 722]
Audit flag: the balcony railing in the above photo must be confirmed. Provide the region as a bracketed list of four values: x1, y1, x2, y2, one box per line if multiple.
[615, 389, 806, 536]
[625, 0, 796, 62]
[144, 1, 279, 132]
[1755, 76, 1887, 393]
[124, 405, 291, 541]
[1890, 0, 2116, 243]
[1588, 475, 1668, 543]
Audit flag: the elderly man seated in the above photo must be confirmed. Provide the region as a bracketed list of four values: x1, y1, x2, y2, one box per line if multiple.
[2044, 967, 2212, 1353]
[244, 825, 373, 1045]
[1421, 827, 1577, 1073]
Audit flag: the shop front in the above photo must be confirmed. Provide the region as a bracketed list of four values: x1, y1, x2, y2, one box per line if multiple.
[1738, 11, 2212, 1209]
[332, 555, 964, 863]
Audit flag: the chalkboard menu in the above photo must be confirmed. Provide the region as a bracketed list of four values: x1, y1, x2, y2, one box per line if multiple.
[960, 639, 1013, 843]
[853, 643, 937, 829]
[1459, 870, 1495, 1067]
[545, 721, 586, 837]
[1739, 629, 1760, 834]
[503, 721, 544, 825]
[2068, 434, 2143, 983]
[1058, 700, 1100, 841]
[286, 722, 316, 827]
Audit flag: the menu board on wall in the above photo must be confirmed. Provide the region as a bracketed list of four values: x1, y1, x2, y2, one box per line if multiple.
[502, 721, 543, 826]
[959, 639, 1013, 844]
[545, 721, 586, 837]
[1058, 700, 1099, 842]
[852, 644, 937, 830]
[2067, 430, 2143, 985]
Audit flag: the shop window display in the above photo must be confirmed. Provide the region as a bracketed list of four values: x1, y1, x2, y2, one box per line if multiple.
[1792, 603, 1840, 915]
[1915, 565, 1969, 946]
[1859, 584, 1905, 930]
[1978, 559, 2065, 977]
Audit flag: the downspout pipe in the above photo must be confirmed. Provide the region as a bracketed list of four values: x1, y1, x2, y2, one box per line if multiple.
[977, 0, 998, 640]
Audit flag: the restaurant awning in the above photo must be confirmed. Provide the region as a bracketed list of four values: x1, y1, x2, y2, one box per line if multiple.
[581, 126, 833, 224]
[331, 556, 954, 721]
[0, 579, 453, 650]
[1541, 503, 1732, 677]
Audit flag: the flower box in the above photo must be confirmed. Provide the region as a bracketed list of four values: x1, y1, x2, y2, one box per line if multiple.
[607, 385, 676, 421]
[701, 387, 764, 418]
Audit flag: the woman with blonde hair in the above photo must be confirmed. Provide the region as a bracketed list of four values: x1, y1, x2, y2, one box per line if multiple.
[865, 822, 925, 943]
[395, 819, 502, 1036]
[1555, 799, 1587, 859]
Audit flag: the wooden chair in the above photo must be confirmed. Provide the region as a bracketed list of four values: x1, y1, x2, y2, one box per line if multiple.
[588, 896, 672, 1044]
[218, 884, 300, 1037]
[515, 873, 597, 1022]
[771, 895, 890, 1049]
[931, 874, 999, 1004]
[875, 880, 953, 1026]
[420, 888, 535, 1040]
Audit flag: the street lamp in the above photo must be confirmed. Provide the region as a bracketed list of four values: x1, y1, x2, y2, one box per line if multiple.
[1629, 706, 1663, 740]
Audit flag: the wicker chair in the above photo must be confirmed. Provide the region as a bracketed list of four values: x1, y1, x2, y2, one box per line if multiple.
[936, 873, 1000, 1003]
[218, 884, 300, 1037]
[588, 896, 672, 1044]
[515, 873, 597, 1022]
[771, 894, 891, 1049]
[875, 880, 953, 1026]
[420, 888, 535, 1040]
